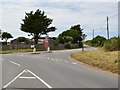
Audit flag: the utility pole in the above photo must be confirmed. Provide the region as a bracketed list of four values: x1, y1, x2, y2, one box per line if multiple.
[93, 30, 94, 39]
[107, 16, 109, 40]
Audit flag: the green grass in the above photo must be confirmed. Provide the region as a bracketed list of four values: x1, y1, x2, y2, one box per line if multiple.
[71, 49, 119, 74]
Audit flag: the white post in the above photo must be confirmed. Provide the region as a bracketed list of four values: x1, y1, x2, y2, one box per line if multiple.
[47, 47, 50, 52]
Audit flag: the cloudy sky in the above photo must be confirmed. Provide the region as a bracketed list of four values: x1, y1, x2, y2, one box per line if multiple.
[0, 0, 119, 41]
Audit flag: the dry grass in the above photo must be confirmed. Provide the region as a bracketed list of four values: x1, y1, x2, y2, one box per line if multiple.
[0, 49, 33, 54]
[71, 49, 119, 74]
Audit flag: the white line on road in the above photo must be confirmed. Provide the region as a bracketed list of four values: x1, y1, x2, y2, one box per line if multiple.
[9, 61, 21, 66]
[51, 59, 54, 61]
[19, 76, 36, 79]
[3, 69, 52, 88]
[59, 59, 62, 61]
[72, 62, 77, 65]
[55, 60, 59, 61]
[27, 69, 52, 89]
[3, 69, 26, 88]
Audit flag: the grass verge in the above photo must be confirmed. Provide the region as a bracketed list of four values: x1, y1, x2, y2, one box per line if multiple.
[0, 49, 33, 54]
[71, 49, 119, 75]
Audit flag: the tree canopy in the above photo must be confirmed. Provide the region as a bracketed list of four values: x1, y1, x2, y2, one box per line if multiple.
[16, 37, 29, 42]
[20, 9, 56, 45]
[62, 36, 73, 44]
[91, 35, 106, 47]
[2, 32, 13, 42]
[58, 24, 85, 44]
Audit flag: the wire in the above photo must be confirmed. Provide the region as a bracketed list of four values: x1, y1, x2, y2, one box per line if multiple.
[109, 14, 118, 18]
[94, 13, 118, 31]
[94, 20, 107, 31]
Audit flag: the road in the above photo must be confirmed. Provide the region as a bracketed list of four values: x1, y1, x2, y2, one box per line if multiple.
[1, 46, 118, 89]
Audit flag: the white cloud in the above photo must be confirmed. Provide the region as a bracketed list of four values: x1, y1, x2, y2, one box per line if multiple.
[0, 1, 118, 41]
[0, 0, 119, 2]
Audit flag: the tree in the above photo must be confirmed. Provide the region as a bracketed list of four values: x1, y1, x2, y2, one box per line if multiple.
[70, 24, 83, 32]
[91, 35, 106, 47]
[2, 32, 13, 43]
[20, 9, 56, 47]
[62, 36, 73, 44]
[16, 37, 30, 44]
[16, 37, 27, 42]
[58, 24, 84, 44]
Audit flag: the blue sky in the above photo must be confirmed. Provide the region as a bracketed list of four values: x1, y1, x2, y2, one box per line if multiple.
[0, 0, 119, 41]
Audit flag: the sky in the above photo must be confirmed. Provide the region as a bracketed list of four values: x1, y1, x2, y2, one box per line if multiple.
[0, 0, 119, 41]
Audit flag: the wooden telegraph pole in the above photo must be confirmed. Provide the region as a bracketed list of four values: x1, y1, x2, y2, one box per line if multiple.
[93, 30, 94, 39]
[107, 16, 109, 40]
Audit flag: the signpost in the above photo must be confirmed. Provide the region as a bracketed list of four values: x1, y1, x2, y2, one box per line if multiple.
[44, 35, 50, 52]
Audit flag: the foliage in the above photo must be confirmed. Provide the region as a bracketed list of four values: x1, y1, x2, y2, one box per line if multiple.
[70, 24, 83, 33]
[78, 42, 83, 48]
[16, 37, 28, 42]
[85, 36, 119, 52]
[91, 35, 106, 47]
[81, 34, 87, 41]
[58, 24, 85, 44]
[85, 40, 92, 46]
[103, 37, 119, 51]
[2, 32, 13, 42]
[62, 36, 73, 44]
[20, 9, 56, 45]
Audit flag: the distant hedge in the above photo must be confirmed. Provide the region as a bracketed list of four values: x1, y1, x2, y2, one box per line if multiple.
[85, 36, 119, 51]
[85, 35, 106, 47]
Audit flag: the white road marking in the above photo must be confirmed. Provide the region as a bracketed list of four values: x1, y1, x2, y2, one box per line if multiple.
[72, 62, 77, 65]
[59, 59, 62, 61]
[19, 76, 36, 79]
[9, 61, 21, 66]
[27, 69, 52, 88]
[3, 69, 52, 89]
[3, 69, 26, 88]
[51, 59, 54, 61]
[55, 60, 59, 61]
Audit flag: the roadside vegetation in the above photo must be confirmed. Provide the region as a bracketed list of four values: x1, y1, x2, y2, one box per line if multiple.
[71, 49, 119, 74]
[85, 36, 119, 51]
[57, 24, 86, 49]
[71, 36, 119, 74]
[0, 49, 33, 54]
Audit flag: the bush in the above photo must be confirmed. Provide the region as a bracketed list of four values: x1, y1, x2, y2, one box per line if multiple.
[78, 42, 83, 48]
[85, 40, 92, 46]
[64, 43, 71, 49]
[103, 39, 118, 51]
[91, 35, 106, 47]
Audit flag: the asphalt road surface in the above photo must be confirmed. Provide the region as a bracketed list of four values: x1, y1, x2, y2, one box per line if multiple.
[1, 46, 118, 89]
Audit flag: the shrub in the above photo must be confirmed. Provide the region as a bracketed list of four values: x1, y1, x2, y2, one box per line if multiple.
[85, 40, 92, 46]
[103, 41, 112, 51]
[78, 42, 83, 48]
[104, 39, 118, 51]
[91, 35, 106, 47]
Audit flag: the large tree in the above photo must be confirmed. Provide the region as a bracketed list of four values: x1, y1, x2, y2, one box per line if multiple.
[2, 32, 13, 42]
[58, 24, 84, 44]
[20, 9, 56, 46]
